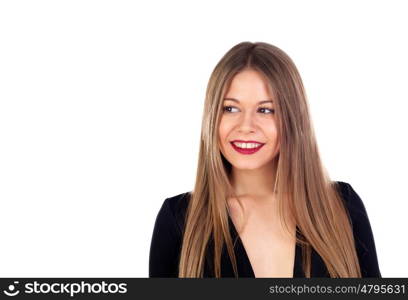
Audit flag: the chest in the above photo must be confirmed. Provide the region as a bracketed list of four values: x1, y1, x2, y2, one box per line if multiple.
[228, 198, 297, 277]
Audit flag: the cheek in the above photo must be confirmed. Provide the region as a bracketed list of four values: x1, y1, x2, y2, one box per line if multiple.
[263, 122, 279, 145]
[218, 120, 229, 141]
[267, 128, 279, 140]
[218, 120, 233, 155]
[268, 129, 280, 152]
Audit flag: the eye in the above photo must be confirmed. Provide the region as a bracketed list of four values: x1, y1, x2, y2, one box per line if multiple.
[258, 107, 275, 114]
[222, 105, 275, 114]
[223, 106, 239, 113]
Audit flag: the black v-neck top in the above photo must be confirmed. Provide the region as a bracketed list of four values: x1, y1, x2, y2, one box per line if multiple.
[149, 181, 382, 278]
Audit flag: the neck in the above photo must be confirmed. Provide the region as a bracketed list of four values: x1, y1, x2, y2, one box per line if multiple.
[229, 160, 278, 198]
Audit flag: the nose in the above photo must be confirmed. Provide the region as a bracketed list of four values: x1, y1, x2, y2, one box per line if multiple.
[237, 110, 256, 133]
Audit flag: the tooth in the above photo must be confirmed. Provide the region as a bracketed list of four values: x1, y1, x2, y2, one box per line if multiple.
[233, 142, 262, 149]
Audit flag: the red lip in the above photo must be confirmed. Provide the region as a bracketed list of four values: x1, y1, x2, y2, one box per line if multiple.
[230, 141, 265, 155]
[231, 140, 265, 144]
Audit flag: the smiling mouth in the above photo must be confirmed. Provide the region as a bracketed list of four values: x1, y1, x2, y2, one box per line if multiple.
[230, 141, 265, 154]
[230, 141, 265, 149]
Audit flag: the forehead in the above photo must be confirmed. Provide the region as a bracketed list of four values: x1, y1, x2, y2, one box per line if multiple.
[224, 69, 274, 101]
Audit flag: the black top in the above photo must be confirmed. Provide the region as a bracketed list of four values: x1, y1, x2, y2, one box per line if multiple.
[149, 181, 381, 277]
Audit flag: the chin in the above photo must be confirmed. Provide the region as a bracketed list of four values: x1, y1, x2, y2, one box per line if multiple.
[230, 163, 265, 171]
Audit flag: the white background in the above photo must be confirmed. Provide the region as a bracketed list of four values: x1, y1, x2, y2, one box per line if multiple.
[0, 0, 406, 277]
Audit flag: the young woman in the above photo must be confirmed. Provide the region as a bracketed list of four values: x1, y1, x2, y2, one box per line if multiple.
[149, 41, 381, 278]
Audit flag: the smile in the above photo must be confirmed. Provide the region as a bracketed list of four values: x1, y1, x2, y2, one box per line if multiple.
[230, 141, 265, 155]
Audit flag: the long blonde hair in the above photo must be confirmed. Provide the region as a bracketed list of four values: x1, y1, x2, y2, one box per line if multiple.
[178, 41, 361, 277]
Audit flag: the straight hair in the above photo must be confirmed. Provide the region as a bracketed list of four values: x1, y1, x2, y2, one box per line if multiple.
[178, 42, 361, 277]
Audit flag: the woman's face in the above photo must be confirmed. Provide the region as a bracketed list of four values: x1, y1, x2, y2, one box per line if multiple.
[218, 69, 280, 170]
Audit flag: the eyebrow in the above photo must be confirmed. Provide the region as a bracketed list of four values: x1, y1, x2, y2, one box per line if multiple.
[223, 97, 273, 104]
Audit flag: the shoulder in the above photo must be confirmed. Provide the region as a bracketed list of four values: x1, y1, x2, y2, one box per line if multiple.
[332, 180, 382, 277]
[332, 180, 369, 218]
[149, 192, 191, 277]
[160, 191, 191, 234]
